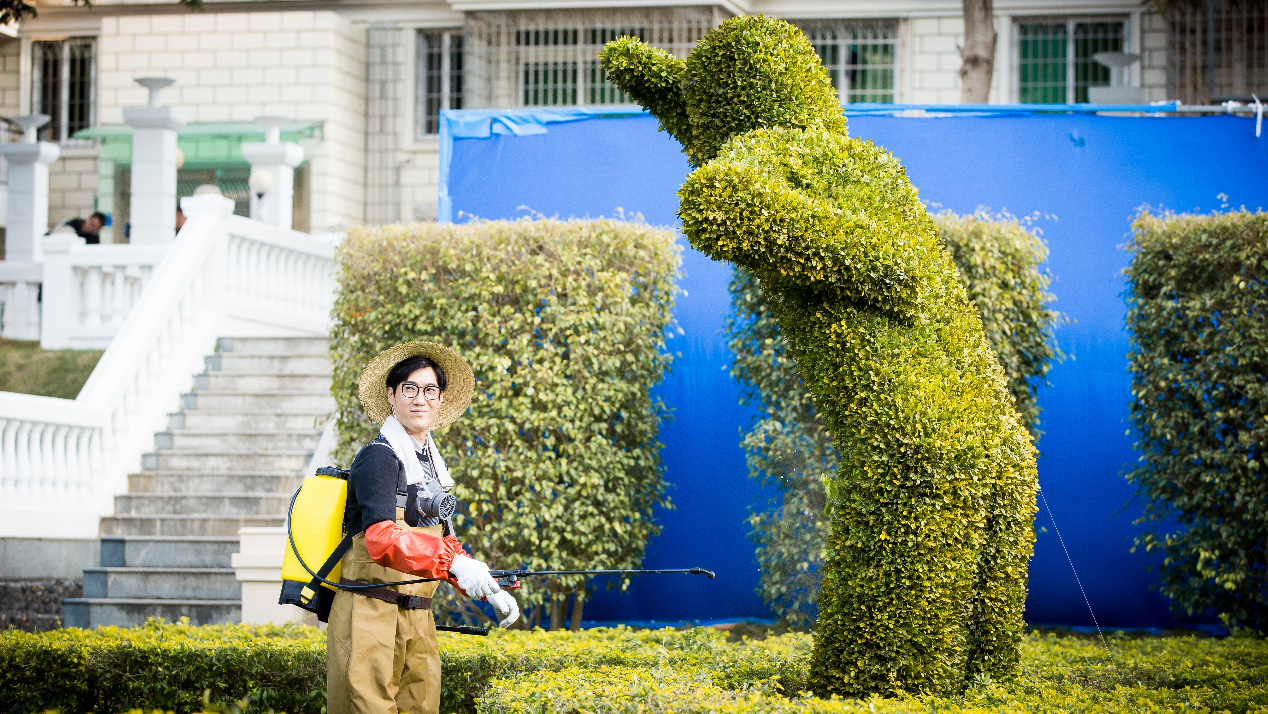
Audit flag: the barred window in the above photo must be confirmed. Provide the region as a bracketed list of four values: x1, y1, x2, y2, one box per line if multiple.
[516, 26, 644, 106]
[1017, 19, 1126, 103]
[31, 38, 95, 143]
[795, 21, 898, 104]
[417, 30, 464, 137]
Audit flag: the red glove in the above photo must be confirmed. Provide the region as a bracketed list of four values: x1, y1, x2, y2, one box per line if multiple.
[364, 521, 468, 580]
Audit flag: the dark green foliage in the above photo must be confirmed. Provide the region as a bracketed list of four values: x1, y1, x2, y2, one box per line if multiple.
[329, 218, 679, 630]
[733, 211, 1062, 627]
[1125, 208, 1268, 633]
[602, 16, 1039, 697]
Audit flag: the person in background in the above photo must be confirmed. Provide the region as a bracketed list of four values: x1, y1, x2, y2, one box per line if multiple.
[175, 207, 186, 234]
[77, 212, 107, 244]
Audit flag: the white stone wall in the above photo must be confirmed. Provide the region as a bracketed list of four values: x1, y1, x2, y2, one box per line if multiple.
[47, 150, 101, 227]
[1139, 10, 1169, 102]
[91, 10, 367, 231]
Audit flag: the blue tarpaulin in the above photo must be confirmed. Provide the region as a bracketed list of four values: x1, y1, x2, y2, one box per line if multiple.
[438, 105, 1268, 628]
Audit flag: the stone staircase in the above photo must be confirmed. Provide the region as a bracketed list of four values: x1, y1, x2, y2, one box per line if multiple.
[63, 336, 333, 628]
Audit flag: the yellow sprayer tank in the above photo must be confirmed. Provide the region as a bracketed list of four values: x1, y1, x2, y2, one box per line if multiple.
[280, 469, 349, 615]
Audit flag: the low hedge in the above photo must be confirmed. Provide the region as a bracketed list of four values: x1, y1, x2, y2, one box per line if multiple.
[4, 622, 1265, 713]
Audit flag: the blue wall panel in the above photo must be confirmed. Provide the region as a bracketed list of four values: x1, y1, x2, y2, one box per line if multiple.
[441, 108, 1268, 627]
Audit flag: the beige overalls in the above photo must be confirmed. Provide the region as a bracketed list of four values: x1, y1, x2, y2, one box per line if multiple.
[327, 509, 444, 714]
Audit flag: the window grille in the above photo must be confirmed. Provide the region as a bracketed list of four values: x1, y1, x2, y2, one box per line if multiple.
[1017, 19, 1125, 103]
[31, 38, 96, 143]
[794, 20, 898, 104]
[417, 30, 464, 137]
[1166, 0, 1268, 104]
[464, 8, 719, 109]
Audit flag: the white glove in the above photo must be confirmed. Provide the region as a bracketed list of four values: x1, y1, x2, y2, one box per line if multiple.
[448, 555, 499, 599]
[487, 589, 520, 628]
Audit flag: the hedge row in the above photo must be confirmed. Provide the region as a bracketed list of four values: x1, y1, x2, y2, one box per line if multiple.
[1125, 208, 1268, 632]
[3, 622, 1266, 713]
[328, 218, 680, 629]
[731, 210, 1063, 627]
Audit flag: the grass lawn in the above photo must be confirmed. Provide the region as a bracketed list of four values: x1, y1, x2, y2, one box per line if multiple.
[0, 339, 104, 399]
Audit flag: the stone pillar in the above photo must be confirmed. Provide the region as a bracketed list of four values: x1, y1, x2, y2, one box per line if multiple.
[243, 117, 304, 229]
[0, 115, 61, 262]
[123, 77, 186, 245]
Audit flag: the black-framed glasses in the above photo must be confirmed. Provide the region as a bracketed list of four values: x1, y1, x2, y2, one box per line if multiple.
[398, 382, 442, 402]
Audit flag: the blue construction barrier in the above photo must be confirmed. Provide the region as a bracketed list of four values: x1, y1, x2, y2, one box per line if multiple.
[439, 105, 1268, 628]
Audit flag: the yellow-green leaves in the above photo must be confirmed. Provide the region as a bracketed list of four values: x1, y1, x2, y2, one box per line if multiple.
[1125, 208, 1268, 633]
[329, 218, 681, 630]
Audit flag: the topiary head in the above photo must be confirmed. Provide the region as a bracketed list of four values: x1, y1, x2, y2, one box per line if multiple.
[601, 16, 846, 166]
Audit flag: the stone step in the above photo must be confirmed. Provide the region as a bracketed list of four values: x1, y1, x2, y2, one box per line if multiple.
[171, 410, 330, 432]
[207, 353, 332, 374]
[155, 430, 320, 452]
[100, 536, 240, 568]
[128, 471, 305, 495]
[195, 372, 332, 393]
[63, 597, 240, 628]
[142, 450, 312, 472]
[115, 493, 290, 517]
[217, 336, 328, 356]
[182, 391, 336, 412]
[100, 514, 283, 537]
[82, 567, 241, 600]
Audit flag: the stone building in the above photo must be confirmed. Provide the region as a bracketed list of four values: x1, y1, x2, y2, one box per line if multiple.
[2, 0, 1264, 236]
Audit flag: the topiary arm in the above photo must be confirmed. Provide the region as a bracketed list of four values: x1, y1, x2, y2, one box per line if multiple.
[599, 38, 692, 152]
[678, 132, 931, 315]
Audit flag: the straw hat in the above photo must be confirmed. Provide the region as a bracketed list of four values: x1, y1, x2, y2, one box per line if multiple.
[357, 341, 475, 427]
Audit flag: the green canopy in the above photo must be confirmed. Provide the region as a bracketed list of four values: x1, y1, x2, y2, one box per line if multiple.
[73, 121, 323, 167]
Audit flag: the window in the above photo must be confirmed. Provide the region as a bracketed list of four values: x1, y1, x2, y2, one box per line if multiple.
[796, 21, 898, 104]
[417, 30, 464, 137]
[516, 26, 642, 106]
[31, 38, 96, 143]
[1017, 19, 1125, 103]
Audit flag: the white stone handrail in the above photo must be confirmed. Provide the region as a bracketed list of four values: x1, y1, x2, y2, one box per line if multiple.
[223, 215, 336, 335]
[40, 236, 170, 350]
[0, 261, 43, 340]
[0, 193, 338, 538]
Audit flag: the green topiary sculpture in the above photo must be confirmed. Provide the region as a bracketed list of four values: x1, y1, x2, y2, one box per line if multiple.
[601, 16, 1039, 697]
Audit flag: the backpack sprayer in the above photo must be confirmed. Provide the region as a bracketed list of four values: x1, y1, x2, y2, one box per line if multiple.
[280, 466, 715, 635]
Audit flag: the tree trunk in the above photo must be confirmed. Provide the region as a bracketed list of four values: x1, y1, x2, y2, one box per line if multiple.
[959, 0, 997, 103]
[550, 595, 567, 631]
[569, 592, 585, 631]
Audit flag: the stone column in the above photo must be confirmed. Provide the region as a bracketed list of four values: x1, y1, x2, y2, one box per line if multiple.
[123, 77, 186, 245]
[1, 115, 61, 262]
[243, 117, 304, 229]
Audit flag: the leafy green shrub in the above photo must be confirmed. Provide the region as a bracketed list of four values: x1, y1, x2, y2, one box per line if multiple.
[0, 620, 325, 714]
[329, 218, 680, 629]
[601, 16, 1039, 696]
[1125, 208, 1268, 633]
[475, 630, 1268, 713]
[4, 623, 1265, 713]
[732, 211, 1062, 627]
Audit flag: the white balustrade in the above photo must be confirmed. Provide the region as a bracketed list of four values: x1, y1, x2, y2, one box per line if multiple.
[0, 262, 43, 340]
[0, 195, 340, 538]
[39, 237, 170, 350]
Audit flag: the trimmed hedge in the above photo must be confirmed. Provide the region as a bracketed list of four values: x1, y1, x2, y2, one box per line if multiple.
[4, 623, 1265, 713]
[0, 620, 325, 714]
[328, 218, 680, 629]
[732, 210, 1062, 627]
[1125, 208, 1268, 633]
[602, 16, 1039, 696]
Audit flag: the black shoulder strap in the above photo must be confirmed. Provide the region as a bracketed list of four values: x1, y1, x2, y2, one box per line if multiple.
[301, 532, 356, 604]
